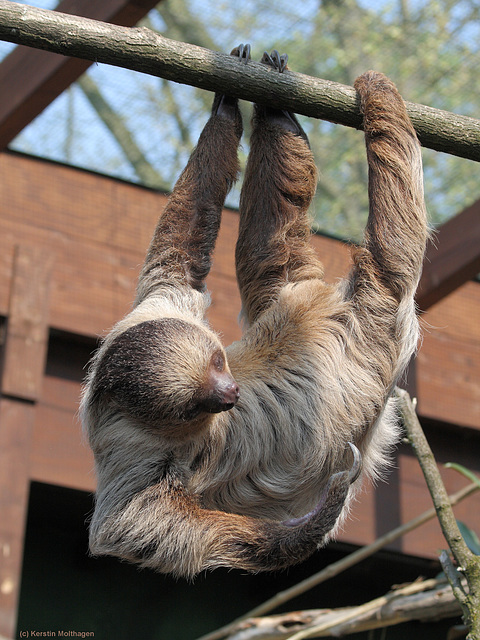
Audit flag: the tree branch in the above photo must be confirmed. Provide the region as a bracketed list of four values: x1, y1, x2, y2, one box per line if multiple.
[0, 1, 479, 161]
[77, 73, 168, 189]
[396, 388, 480, 639]
[226, 578, 464, 640]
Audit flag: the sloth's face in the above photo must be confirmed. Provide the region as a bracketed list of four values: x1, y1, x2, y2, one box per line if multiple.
[92, 318, 239, 437]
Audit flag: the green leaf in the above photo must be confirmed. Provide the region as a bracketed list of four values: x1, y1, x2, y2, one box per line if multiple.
[456, 520, 480, 555]
[445, 462, 480, 489]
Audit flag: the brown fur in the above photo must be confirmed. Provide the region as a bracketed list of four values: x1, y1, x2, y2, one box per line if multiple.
[81, 50, 428, 578]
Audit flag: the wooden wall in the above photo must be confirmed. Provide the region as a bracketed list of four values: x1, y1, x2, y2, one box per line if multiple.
[0, 149, 479, 634]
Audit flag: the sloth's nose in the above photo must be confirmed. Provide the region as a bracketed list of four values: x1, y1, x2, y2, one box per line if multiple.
[222, 381, 240, 408]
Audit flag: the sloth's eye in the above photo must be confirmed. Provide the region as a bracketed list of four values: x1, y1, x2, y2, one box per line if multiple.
[211, 351, 225, 372]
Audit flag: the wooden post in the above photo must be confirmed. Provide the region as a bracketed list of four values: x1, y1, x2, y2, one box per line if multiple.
[0, 245, 52, 638]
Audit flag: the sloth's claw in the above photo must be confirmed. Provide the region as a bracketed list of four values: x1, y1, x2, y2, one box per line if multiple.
[231, 43, 251, 63]
[261, 49, 288, 72]
[347, 442, 362, 483]
[212, 44, 251, 121]
[257, 48, 305, 137]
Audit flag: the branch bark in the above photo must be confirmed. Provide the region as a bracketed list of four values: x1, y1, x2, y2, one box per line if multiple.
[226, 578, 464, 640]
[0, 0, 479, 161]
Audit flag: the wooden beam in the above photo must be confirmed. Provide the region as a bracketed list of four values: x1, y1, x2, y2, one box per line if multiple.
[2, 246, 54, 401]
[0, 0, 160, 150]
[0, 246, 52, 638]
[416, 199, 480, 310]
[0, 399, 36, 636]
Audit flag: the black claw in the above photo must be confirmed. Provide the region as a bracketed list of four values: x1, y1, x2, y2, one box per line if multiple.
[241, 43, 251, 63]
[270, 50, 281, 69]
[261, 49, 288, 73]
[261, 51, 273, 67]
[232, 43, 251, 64]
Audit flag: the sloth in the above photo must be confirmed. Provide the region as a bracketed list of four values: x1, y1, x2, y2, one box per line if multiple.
[81, 45, 428, 578]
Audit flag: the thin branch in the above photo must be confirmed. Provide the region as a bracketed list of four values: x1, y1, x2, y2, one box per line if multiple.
[0, 1, 479, 160]
[77, 74, 168, 189]
[440, 550, 470, 608]
[396, 389, 472, 569]
[396, 388, 480, 638]
[196, 480, 479, 640]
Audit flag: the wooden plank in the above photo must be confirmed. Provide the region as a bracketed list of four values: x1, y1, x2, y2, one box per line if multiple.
[417, 333, 480, 430]
[0, 153, 353, 337]
[417, 200, 480, 310]
[0, 246, 51, 639]
[0, 0, 161, 149]
[312, 233, 352, 282]
[0, 217, 139, 336]
[0, 152, 165, 254]
[30, 397, 95, 493]
[205, 274, 242, 344]
[421, 281, 480, 345]
[0, 153, 353, 282]
[0, 153, 352, 336]
[418, 280, 480, 430]
[1, 246, 53, 401]
[397, 440, 480, 557]
[0, 399, 35, 637]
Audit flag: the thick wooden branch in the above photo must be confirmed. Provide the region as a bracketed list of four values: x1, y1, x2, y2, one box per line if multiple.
[0, 1, 479, 161]
[226, 579, 463, 640]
